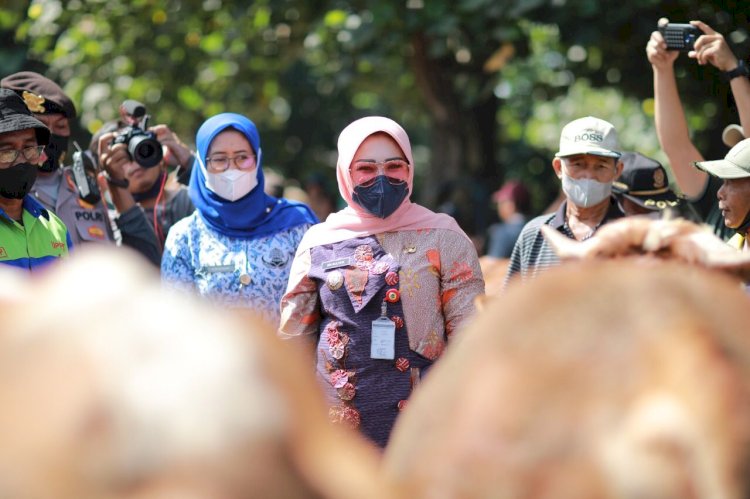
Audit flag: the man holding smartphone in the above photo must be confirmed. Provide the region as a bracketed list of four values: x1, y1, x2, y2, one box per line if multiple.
[646, 18, 750, 241]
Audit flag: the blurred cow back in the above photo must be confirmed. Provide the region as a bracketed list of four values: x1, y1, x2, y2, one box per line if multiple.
[384, 260, 750, 499]
[0, 247, 391, 499]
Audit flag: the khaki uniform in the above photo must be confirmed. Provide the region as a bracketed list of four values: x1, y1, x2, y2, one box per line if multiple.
[32, 167, 161, 265]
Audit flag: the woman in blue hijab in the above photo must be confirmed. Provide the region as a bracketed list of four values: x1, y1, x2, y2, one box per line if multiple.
[161, 113, 318, 324]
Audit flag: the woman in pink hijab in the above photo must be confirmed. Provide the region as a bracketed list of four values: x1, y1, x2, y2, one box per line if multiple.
[279, 116, 484, 448]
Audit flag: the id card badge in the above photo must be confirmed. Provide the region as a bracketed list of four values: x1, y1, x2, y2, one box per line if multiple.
[370, 301, 395, 360]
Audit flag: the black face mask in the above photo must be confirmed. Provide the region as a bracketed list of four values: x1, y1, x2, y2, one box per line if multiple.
[0, 162, 38, 199]
[40, 134, 69, 173]
[352, 175, 409, 219]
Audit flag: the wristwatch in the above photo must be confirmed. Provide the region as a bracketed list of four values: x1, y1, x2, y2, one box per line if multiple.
[723, 59, 750, 81]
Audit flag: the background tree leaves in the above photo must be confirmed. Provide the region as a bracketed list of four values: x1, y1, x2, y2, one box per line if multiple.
[1, 0, 749, 239]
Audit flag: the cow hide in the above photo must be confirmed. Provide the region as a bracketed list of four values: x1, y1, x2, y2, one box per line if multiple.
[0, 247, 394, 499]
[384, 261, 750, 499]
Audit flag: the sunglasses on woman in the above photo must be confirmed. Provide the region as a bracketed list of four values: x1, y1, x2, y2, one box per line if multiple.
[350, 158, 409, 186]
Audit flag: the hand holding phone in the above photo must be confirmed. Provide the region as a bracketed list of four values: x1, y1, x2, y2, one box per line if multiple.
[658, 23, 703, 52]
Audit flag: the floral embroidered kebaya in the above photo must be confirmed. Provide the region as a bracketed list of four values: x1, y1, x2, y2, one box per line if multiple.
[278, 116, 484, 447]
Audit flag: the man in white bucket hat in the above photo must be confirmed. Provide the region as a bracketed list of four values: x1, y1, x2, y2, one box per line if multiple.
[695, 138, 750, 250]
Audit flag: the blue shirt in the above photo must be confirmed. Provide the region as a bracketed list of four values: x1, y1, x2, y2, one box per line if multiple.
[161, 212, 311, 325]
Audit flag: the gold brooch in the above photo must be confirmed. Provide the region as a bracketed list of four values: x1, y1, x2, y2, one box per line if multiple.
[21, 91, 46, 113]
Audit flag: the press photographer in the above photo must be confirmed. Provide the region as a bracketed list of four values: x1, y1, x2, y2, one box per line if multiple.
[93, 100, 194, 251]
[113, 99, 164, 168]
[0, 71, 161, 265]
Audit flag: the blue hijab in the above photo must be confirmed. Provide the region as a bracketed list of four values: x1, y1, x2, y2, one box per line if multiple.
[189, 113, 318, 239]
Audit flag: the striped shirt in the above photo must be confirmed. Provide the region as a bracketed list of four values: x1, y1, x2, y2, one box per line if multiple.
[503, 198, 624, 285]
[0, 195, 72, 271]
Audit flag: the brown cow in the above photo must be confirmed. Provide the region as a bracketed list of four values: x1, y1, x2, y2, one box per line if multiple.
[0, 247, 394, 499]
[384, 260, 750, 499]
[540, 216, 750, 280]
[478, 217, 750, 307]
[479, 256, 509, 293]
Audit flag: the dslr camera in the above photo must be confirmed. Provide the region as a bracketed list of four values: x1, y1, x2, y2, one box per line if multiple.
[113, 99, 163, 168]
[659, 22, 703, 52]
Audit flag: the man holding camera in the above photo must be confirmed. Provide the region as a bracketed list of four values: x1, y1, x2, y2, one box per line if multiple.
[93, 115, 194, 250]
[1, 71, 161, 265]
[647, 19, 750, 241]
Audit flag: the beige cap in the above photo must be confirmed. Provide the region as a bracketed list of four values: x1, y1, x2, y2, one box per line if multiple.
[555, 116, 621, 159]
[722, 124, 745, 148]
[694, 138, 750, 179]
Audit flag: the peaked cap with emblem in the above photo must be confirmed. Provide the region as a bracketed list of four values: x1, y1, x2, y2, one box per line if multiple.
[0, 88, 50, 145]
[613, 151, 679, 210]
[1, 71, 77, 119]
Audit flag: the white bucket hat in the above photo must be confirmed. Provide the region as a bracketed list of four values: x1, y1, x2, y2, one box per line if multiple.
[694, 138, 750, 179]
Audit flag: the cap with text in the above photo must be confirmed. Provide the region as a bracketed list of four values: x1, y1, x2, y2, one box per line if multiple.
[613, 151, 679, 210]
[694, 138, 750, 179]
[555, 116, 621, 159]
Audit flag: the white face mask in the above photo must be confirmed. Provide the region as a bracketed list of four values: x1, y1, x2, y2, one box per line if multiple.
[206, 168, 258, 201]
[561, 171, 612, 208]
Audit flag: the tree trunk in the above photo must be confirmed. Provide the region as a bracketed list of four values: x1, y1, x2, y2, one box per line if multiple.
[409, 32, 500, 237]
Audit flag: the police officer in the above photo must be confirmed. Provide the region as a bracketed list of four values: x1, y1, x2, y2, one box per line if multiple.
[611, 152, 702, 224]
[1, 71, 160, 265]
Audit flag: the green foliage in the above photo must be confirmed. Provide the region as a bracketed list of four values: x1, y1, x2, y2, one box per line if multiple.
[1, 0, 748, 230]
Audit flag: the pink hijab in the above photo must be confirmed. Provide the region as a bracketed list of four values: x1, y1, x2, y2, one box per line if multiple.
[296, 116, 469, 253]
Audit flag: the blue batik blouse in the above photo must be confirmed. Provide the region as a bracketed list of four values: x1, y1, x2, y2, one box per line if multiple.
[162, 212, 312, 325]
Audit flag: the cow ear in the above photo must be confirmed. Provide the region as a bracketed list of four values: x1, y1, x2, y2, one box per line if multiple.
[599, 392, 714, 499]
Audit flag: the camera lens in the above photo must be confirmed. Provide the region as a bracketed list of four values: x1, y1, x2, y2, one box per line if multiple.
[129, 134, 163, 168]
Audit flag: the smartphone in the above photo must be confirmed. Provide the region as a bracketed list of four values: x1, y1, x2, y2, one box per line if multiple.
[659, 23, 703, 51]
